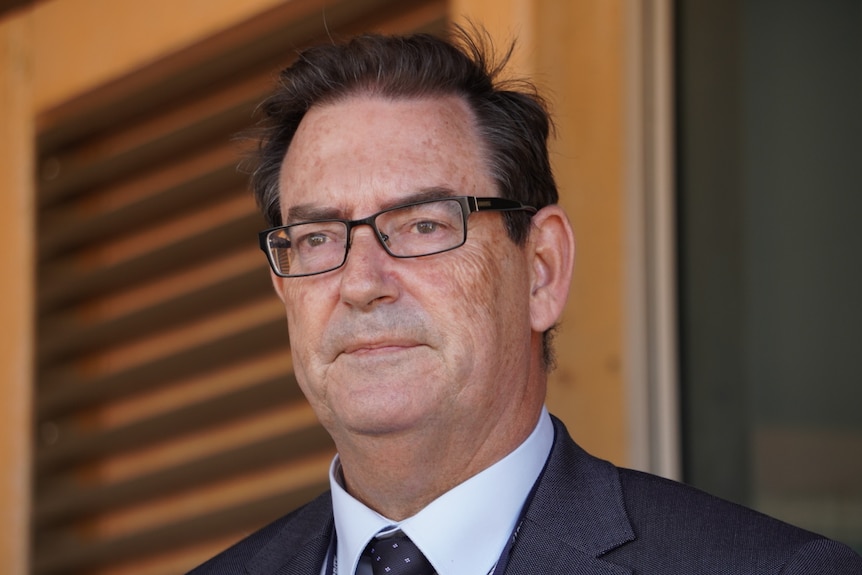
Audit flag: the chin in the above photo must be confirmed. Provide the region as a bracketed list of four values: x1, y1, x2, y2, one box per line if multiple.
[335, 404, 434, 439]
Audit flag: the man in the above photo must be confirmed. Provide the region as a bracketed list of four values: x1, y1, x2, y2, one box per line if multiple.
[190, 27, 862, 575]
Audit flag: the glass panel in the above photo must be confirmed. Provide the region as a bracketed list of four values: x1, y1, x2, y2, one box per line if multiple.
[678, 0, 862, 552]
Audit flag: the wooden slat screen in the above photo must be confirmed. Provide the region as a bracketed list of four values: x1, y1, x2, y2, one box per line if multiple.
[32, 1, 447, 573]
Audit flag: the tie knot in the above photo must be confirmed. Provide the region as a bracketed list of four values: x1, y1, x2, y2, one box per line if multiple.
[365, 534, 435, 575]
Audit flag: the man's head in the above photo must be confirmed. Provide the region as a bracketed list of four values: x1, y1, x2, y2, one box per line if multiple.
[253, 26, 562, 367]
[255, 28, 574, 506]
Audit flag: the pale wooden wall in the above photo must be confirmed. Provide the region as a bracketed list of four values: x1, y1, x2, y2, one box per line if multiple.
[1, 1, 633, 573]
[1, 13, 35, 575]
[31, 0, 290, 113]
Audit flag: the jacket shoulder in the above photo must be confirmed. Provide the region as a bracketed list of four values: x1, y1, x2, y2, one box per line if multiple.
[541, 416, 862, 574]
[186, 491, 333, 575]
[610, 467, 862, 573]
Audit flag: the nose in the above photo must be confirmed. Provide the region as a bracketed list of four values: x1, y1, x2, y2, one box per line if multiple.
[338, 225, 398, 309]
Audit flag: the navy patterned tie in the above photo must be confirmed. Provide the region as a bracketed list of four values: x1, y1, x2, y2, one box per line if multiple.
[365, 534, 435, 575]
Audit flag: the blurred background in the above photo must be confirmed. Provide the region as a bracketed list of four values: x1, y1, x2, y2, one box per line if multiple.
[1, 0, 859, 573]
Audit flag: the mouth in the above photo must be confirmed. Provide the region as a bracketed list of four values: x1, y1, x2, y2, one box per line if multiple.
[341, 340, 422, 356]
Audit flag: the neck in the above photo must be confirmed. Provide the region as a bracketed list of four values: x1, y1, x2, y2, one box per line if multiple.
[333, 398, 544, 520]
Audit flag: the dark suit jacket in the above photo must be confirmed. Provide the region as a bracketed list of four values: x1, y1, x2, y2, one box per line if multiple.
[189, 416, 862, 574]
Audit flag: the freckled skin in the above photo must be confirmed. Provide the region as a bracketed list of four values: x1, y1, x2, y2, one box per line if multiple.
[269, 95, 572, 519]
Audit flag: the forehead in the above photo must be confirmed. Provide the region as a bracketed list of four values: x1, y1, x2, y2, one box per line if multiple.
[278, 94, 493, 218]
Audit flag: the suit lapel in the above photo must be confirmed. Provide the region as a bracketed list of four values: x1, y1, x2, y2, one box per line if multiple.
[246, 493, 334, 575]
[504, 417, 635, 575]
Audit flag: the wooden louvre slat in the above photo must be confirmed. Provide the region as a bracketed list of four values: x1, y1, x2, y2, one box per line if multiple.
[35, 403, 329, 532]
[34, 468, 333, 574]
[38, 192, 261, 310]
[39, 245, 266, 363]
[37, 370, 304, 474]
[38, 71, 269, 209]
[38, 297, 288, 418]
[39, 142, 244, 260]
[36, 416, 331, 528]
[33, 1, 447, 574]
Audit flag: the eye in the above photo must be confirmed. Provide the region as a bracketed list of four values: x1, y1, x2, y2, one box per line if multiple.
[290, 226, 342, 251]
[414, 220, 441, 234]
[303, 233, 329, 247]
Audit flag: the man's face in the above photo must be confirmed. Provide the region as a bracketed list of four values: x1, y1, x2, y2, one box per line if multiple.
[271, 95, 539, 446]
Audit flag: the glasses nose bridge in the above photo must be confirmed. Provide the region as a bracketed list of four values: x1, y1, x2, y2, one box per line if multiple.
[344, 213, 390, 253]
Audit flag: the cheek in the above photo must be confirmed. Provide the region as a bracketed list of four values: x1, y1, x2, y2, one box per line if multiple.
[432, 243, 529, 351]
[282, 281, 332, 367]
[452, 252, 501, 316]
[420, 246, 531, 412]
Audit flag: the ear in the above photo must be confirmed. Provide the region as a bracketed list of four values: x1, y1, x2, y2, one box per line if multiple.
[527, 205, 575, 332]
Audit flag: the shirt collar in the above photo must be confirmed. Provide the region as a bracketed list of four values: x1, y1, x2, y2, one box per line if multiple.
[330, 407, 554, 575]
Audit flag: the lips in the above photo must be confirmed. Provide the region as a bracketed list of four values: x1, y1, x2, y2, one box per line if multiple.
[341, 340, 421, 355]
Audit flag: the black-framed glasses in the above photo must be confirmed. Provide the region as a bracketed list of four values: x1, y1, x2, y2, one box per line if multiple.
[259, 196, 537, 278]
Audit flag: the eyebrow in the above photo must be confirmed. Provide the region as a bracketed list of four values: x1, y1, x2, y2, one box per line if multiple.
[284, 186, 461, 224]
[284, 204, 342, 224]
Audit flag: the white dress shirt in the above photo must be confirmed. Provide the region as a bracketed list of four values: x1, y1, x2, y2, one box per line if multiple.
[327, 407, 554, 575]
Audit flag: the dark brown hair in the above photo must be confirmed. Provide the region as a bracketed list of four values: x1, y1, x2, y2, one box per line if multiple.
[252, 25, 557, 241]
